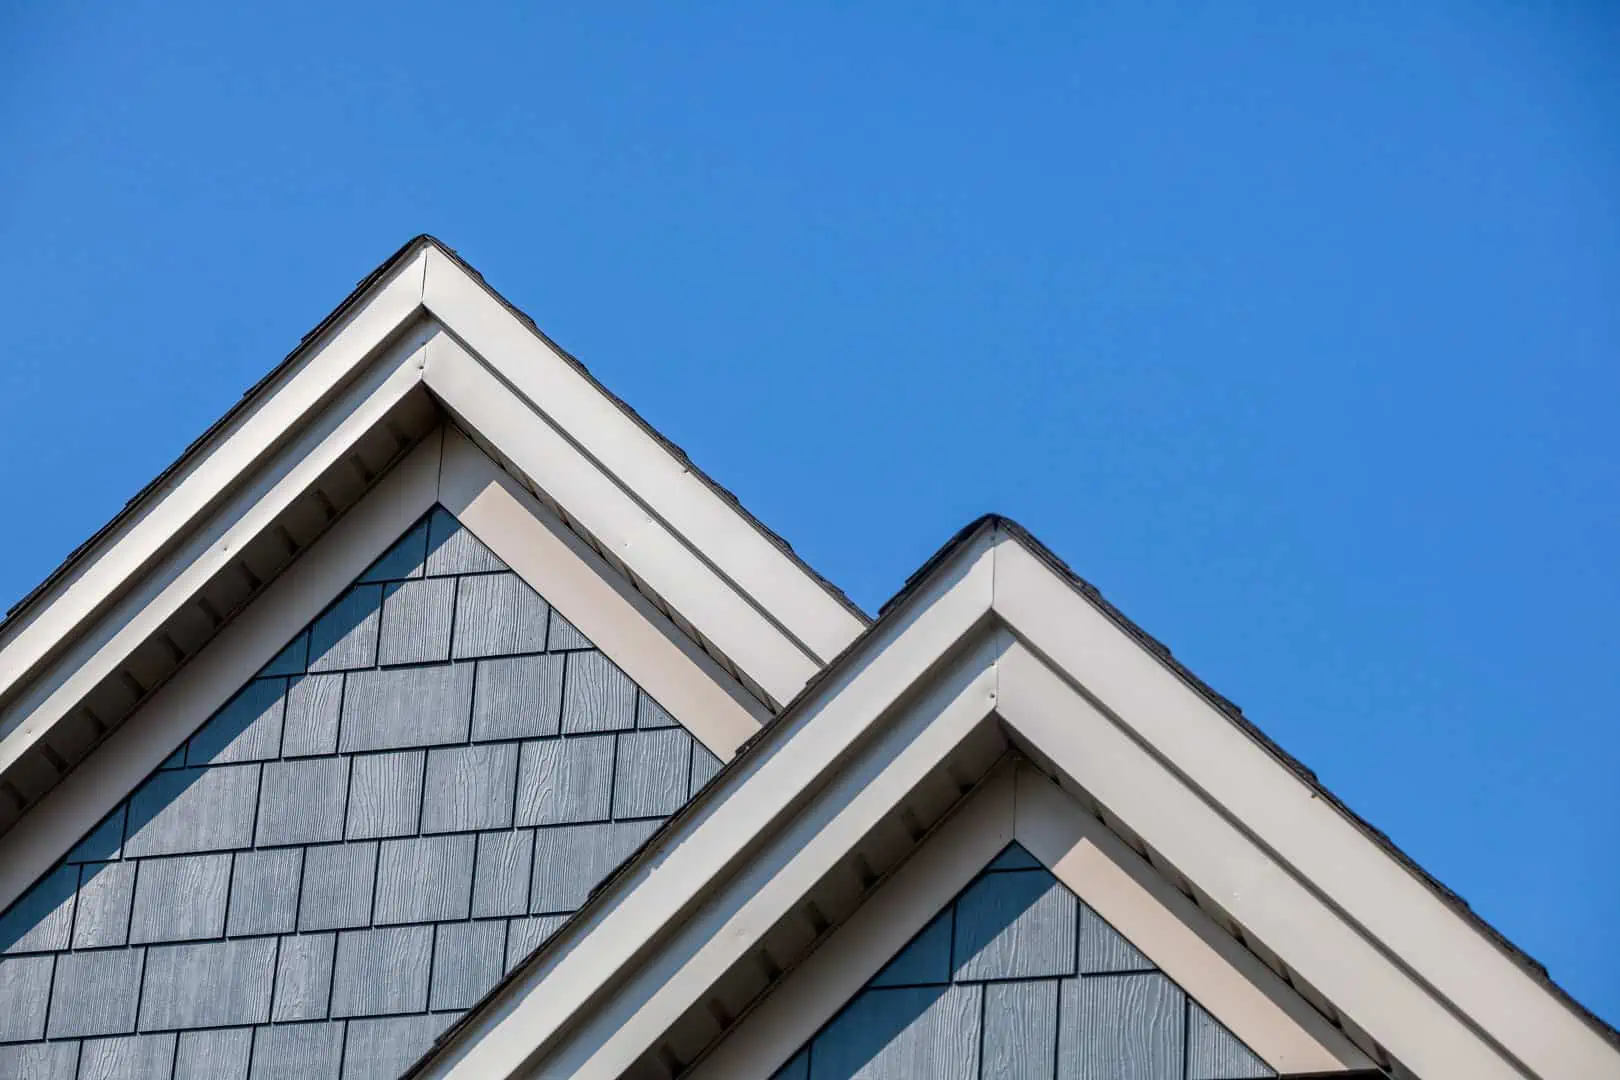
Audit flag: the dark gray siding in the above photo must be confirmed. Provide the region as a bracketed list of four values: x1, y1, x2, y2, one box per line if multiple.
[0, 506, 724, 1080]
[771, 844, 1275, 1080]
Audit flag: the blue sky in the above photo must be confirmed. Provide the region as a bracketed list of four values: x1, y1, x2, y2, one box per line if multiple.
[3, 2, 1617, 1029]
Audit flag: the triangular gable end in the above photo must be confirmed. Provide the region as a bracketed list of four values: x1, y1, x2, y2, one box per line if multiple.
[412, 521, 1619, 1080]
[766, 841, 1273, 1080]
[0, 236, 865, 879]
[0, 503, 726, 1079]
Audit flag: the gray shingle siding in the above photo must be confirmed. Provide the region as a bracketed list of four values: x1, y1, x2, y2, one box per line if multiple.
[772, 843, 1276, 1080]
[0, 506, 719, 1078]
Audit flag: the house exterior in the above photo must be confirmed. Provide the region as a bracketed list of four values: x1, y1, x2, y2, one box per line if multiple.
[0, 236, 1611, 1080]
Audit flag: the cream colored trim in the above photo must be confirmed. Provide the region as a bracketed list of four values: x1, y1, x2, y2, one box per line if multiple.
[420, 246, 865, 667]
[1012, 763, 1369, 1074]
[416, 522, 1620, 1080]
[422, 332, 821, 707]
[994, 535, 1611, 1080]
[692, 761, 1363, 1080]
[0, 238, 862, 814]
[0, 247, 429, 703]
[437, 427, 768, 757]
[689, 767, 1016, 1080]
[415, 540, 998, 1079]
[0, 436, 442, 913]
[0, 325, 434, 777]
[996, 639, 1518, 1079]
[547, 634, 1006, 1080]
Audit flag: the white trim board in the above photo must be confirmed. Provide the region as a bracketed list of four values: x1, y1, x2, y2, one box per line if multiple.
[0, 426, 773, 913]
[411, 522, 1617, 1080]
[0, 238, 863, 834]
[0, 433, 442, 912]
[693, 761, 1361, 1078]
[436, 425, 768, 758]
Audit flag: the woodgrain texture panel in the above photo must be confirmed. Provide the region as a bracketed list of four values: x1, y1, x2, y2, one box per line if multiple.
[766, 846, 1275, 1080]
[272, 931, 336, 1023]
[128, 853, 231, 943]
[0, 505, 722, 1080]
[346, 750, 426, 840]
[135, 938, 275, 1031]
[331, 926, 433, 1017]
[378, 578, 457, 666]
[174, 1028, 252, 1080]
[1057, 973, 1185, 1080]
[982, 979, 1060, 1080]
[78, 1032, 176, 1080]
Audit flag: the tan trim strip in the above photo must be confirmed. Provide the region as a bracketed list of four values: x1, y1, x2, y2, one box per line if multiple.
[437, 426, 767, 757]
[997, 639, 1521, 1079]
[421, 246, 865, 666]
[423, 333, 821, 706]
[1013, 763, 1369, 1073]
[689, 767, 1016, 1079]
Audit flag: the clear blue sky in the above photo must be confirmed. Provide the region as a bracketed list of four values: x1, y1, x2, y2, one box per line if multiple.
[3, 3, 1617, 1029]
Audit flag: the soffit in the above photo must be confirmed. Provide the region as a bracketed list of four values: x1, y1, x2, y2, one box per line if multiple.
[409, 521, 1620, 1080]
[0, 238, 864, 844]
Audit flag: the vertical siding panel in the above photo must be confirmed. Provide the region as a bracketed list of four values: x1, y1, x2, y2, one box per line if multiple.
[345, 750, 426, 840]
[0, 864, 77, 954]
[373, 835, 476, 925]
[1186, 1001, 1274, 1079]
[0, 954, 54, 1041]
[174, 1028, 252, 1080]
[560, 651, 637, 733]
[71, 862, 136, 949]
[421, 744, 518, 833]
[77, 1033, 176, 1080]
[809, 984, 982, 1080]
[981, 979, 1060, 1080]
[272, 932, 337, 1023]
[470, 654, 565, 741]
[1057, 972, 1185, 1080]
[472, 830, 535, 918]
[282, 672, 343, 757]
[952, 870, 1078, 982]
[128, 853, 232, 944]
[377, 577, 457, 666]
[515, 737, 614, 826]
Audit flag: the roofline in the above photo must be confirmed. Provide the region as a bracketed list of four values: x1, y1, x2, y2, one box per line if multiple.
[2, 235, 869, 636]
[0, 237, 869, 849]
[411, 513, 1617, 1079]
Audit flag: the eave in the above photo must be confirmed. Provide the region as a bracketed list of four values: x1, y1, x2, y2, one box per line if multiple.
[0, 236, 867, 858]
[409, 520, 1620, 1080]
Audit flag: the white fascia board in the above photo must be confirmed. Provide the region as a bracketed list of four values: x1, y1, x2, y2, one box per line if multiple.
[695, 761, 1364, 1079]
[0, 245, 429, 706]
[414, 529, 998, 1080]
[992, 533, 1618, 1080]
[1012, 762, 1370, 1074]
[422, 333, 819, 706]
[437, 426, 769, 757]
[0, 322, 435, 779]
[420, 520, 1616, 1080]
[0, 435, 442, 912]
[420, 245, 866, 668]
[548, 637, 1004, 1079]
[998, 639, 1513, 1078]
[0, 237, 858, 818]
[689, 765, 1018, 1080]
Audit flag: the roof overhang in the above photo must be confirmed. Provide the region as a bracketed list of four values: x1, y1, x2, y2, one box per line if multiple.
[0, 238, 867, 844]
[411, 521, 1620, 1080]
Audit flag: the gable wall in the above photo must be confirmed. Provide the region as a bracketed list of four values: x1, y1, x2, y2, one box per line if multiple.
[0, 507, 721, 1080]
[767, 843, 1272, 1080]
